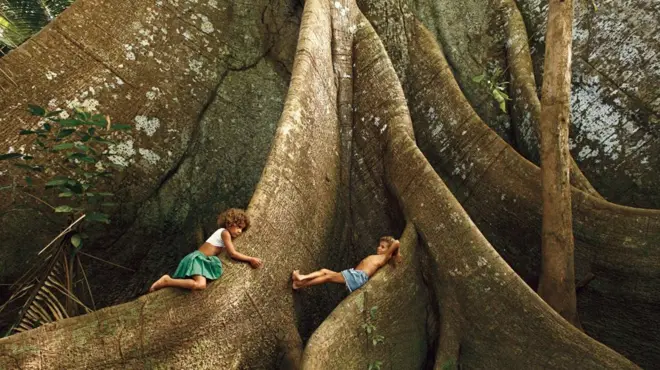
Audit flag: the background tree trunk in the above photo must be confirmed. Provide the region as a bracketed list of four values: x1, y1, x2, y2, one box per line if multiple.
[537, 0, 581, 328]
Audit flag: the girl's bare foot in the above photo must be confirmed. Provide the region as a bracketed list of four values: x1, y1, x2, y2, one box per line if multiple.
[292, 270, 302, 282]
[149, 274, 170, 292]
[292, 280, 302, 290]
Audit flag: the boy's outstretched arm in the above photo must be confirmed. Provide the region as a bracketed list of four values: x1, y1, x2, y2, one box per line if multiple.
[222, 230, 263, 268]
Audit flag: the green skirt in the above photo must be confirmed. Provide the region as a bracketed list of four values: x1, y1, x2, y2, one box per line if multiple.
[172, 250, 223, 280]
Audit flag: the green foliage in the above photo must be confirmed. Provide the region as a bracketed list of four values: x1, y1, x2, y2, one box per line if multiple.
[370, 305, 378, 320]
[368, 361, 383, 370]
[0, 0, 75, 52]
[442, 358, 457, 370]
[1, 104, 131, 225]
[0, 104, 132, 336]
[362, 305, 384, 369]
[472, 65, 511, 113]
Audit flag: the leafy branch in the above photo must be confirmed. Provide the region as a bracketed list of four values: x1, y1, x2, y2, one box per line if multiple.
[0, 103, 132, 335]
[472, 65, 511, 113]
[362, 305, 385, 370]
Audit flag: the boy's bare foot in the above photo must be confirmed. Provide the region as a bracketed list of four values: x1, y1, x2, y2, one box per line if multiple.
[149, 274, 170, 292]
[292, 270, 302, 282]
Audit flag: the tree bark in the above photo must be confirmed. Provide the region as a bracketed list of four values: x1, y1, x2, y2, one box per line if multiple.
[536, 0, 581, 328]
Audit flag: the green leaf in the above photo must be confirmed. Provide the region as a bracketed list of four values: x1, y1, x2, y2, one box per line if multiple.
[52, 143, 74, 151]
[22, 155, 33, 160]
[57, 129, 76, 139]
[46, 176, 70, 187]
[45, 111, 62, 118]
[368, 361, 383, 370]
[35, 140, 46, 148]
[27, 104, 46, 117]
[491, 89, 507, 113]
[13, 163, 43, 172]
[54, 205, 74, 213]
[42, 123, 52, 131]
[74, 144, 90, 152]
[91, 114, 107, 123]
[67, 152, 96, 163]
[472, 74, 485, 83]
[19, 129, 36, 135]
[86, 212, 110, 224]
[87, 127, 96, 135]
[0, 153, 23, 160]
[111, 124, 132, 130]
[25, 176, 33, 186]
[64, 182, 84, 194]
[70, 234, 82, 248]
[79, 156, 96, 163]
[92, 136, 114, 144]
[370, 306, 378, 320]
[55, 119, 84, 127]
[58, 191, 74, 198]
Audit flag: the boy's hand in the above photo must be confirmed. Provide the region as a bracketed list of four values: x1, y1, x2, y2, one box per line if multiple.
[249, 257, 264, 269]
[394, 253, 403, 264]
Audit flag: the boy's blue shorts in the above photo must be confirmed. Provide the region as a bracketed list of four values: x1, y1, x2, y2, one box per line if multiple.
[341, 268, 369, 292]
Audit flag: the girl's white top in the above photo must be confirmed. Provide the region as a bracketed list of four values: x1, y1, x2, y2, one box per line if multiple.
[206, 228, 226, 248]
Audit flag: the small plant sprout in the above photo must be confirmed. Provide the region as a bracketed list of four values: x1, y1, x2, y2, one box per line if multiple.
[472, 65, 511, 113]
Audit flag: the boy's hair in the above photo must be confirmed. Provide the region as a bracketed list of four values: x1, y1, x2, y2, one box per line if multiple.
[380, 236, 401, 266]
[379, 236, 396, 247]
[217, 208, 251, 230]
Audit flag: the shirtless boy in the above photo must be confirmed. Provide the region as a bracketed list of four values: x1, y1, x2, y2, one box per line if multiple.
[292, 236, 401, 292]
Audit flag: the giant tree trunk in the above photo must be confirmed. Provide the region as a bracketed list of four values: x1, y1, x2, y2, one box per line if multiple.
[0, 0, 658, 368]
[356, 0, 660, 365]
[537, 0, 580, 328]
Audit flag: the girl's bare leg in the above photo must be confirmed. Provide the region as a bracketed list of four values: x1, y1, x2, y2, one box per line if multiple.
[149, 274, 207, 292]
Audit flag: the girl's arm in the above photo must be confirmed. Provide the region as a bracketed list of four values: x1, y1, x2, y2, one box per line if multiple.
[221, 230, 263, 268]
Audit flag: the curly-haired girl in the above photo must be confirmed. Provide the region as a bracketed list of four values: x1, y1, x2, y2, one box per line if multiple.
[149, 208, 263, 292]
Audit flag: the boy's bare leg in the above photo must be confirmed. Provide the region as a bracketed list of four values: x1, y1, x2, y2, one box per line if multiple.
[149, 274, 207, 292]
[292, 268, 335, 282]
[293, 270, 344, 290]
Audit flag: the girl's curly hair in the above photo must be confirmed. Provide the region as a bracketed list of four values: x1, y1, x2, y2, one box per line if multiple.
[217, 208, 251, 230]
